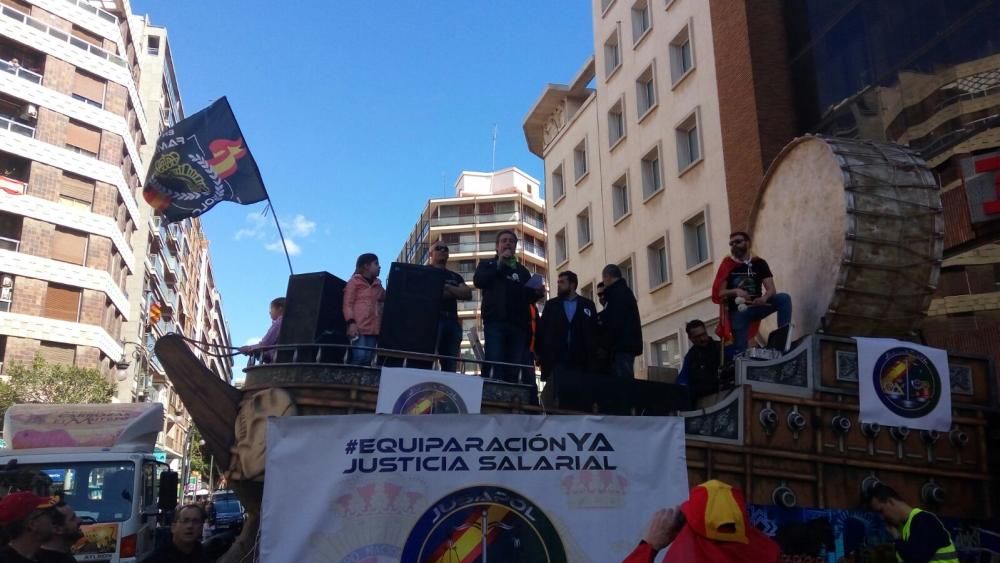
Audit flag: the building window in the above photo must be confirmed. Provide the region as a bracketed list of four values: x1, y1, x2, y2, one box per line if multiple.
[555, 228, 568, 265]
[683, 211, 710, 269]
[636, 64, 657, 119]
[604, 30, 621, 79]
[52, 227, 88, 266]
[608, 98, 626, 148]
[669, 21, 695, 85]
[44, 283, 81, 322]
[59, 172, 95, 211]
[619, 257, 634, 289]
[38, 341, 76, 366]
[66, 120, 101, 157]
[647, 236, 669, 288]
[0, 211, 22, 251]
[71, 25, 103, 48]
[612, 174, 630, 221]
[72, 69, 105, 108]
[675, 110, 702, 172]
[577, 207, 592, 249]
[652, 334, 681, 370]
[574, 139, 588, 181]
[580, 282, 594, 303]
[147, 36, 160, 55]
[641, 145, 663, 199]
[0, 274, 13, 312]
[551, 164, 565, 202]
[601, 0, 615, 13]
[631, 0, 652, 44]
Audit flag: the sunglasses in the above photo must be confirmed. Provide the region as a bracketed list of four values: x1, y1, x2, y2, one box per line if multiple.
[729, 239, 747, 246]
[433, 246, 449, 252]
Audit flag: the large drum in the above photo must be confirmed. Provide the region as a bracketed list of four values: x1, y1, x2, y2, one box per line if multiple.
[750, 136, 943, 337]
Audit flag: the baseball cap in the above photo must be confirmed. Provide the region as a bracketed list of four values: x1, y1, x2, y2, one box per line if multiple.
[0, 492, 59, 525]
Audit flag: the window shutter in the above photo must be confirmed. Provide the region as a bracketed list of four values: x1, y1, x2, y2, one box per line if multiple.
[60, 173, 95, 203]
[66, 121, 101, 154]
[73, 70, 105, 104]
[71, 26, 103, 48]
[51, 228, 87, 265]
[44, 284, 81, 322]
[38, 341, 76, 365]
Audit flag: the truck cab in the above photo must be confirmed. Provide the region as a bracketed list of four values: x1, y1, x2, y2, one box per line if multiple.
[0, 403, 175, 563]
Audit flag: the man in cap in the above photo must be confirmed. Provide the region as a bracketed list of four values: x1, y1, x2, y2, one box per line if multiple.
[0, 491, 61, 562]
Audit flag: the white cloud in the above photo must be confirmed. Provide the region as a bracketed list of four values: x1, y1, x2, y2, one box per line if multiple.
[286, 214, 316, 238]
[266, 238, 301, 256]
[235, 211, 312, 257]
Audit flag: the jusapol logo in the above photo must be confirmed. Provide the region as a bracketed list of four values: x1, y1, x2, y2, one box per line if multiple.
[873, 347, 942, 418]
[402, 485, 567, 562]
[392, 382, 468, 415]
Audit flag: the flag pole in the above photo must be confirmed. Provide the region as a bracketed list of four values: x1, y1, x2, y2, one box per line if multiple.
[265, 197, 294, 275]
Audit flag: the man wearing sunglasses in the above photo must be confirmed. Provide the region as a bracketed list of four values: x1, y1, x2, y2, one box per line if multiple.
[711, 231, 792, 355]
[429, 240, 471, 372]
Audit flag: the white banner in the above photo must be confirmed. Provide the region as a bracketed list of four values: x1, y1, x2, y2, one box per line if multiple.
[261, 414, 688, 562]
[856, 338, 952, 432]
[376, 367, 484, 414]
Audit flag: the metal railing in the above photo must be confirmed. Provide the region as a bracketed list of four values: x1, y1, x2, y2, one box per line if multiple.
[522, 242, 546, 258]
[0, 236, 20, 251]
[243, 342, 538, 387]
[0, 114, 35, 138]
[522, 214, 546, 230]
[0, 4, 125, 67]
[63, 0, 118, 23]
[447, 242, 497, 254]
[430, 212, 519, 227]
[0, 58, 42, 84]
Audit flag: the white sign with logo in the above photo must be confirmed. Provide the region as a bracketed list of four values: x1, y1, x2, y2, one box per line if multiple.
[261, 414, 688, 562]
[376, 367, 484, 415]
[856, 338, 952, 432]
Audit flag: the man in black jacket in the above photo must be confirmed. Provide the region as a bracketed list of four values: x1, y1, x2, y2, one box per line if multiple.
[140, 504, 211, 563]
[536, 271, 599, 381]
[600, 264, 642, 378]
[473, 230, 532, 383]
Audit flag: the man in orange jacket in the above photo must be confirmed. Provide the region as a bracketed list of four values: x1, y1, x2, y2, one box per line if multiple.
[623, 480, 781, 563]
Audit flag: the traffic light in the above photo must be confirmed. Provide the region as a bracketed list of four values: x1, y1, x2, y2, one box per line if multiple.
[149, 302, 162, 325]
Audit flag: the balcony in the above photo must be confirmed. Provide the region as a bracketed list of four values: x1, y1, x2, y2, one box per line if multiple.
[522, 241, 547, 259]
[430, 212, 519, 228]
[447, 242, 497, 254]
[0, 4, 125, 67]
[0, 175, 26, 195]
[167, 224, 181, 249]
[0, 113, 35, 138]
[0, 57, 42, 85]
[522, 213, 546, 231]
[162, 252, 177, 284]
[62, 0, 118, 23]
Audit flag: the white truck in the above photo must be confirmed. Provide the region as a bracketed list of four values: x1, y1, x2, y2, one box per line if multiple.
[0, 403, 179, 563]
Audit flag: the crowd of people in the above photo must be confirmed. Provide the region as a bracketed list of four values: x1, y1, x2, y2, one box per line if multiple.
[243, 229, 794, 406]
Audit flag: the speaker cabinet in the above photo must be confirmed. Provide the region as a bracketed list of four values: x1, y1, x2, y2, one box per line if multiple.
[278, 272, 347, 346]
[380, 262, 445, 357]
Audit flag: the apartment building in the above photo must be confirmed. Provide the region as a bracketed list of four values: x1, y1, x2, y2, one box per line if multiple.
[524, 0, 731, 377]
[397, 168, 547, 371]
[0, 0, 151, 381]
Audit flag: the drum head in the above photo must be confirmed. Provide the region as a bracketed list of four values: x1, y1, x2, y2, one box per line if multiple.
[750, 137, 848, 338]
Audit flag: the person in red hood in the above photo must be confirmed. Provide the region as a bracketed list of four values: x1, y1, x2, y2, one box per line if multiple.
[623, 480, 781, 563]
[711, 232, 792, 355]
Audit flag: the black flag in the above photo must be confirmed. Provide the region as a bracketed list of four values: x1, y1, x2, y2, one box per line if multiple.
[143, 97, 266, 222]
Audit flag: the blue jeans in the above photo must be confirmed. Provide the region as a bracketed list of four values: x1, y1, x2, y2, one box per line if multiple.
[612, 353, 636, 379]
[436, 318, 463, 372]
[730, 292, 792, 354]
[484, 322, 528, 383]
[349, 335, 378, 366]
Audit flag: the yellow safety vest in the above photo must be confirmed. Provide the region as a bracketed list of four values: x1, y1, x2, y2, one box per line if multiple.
[897, 508, 959, 563]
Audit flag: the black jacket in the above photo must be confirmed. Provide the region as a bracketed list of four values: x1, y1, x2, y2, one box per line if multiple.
[599, 279, 642, 356]
[536, 295, 600, 380]
[139, 542, 211, 563]
[473, 257, 532, 328]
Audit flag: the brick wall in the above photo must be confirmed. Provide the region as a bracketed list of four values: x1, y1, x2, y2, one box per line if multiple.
[708, 0, 800, 232]
[105, 82, 127, 119]
[27, 161, 60, 201]
[29, 5, 70, 33]
[93, 181, 116, 219]
[75, 346, 101, 370]
[41, 56, 74, 97]
[34, 107, 67, 146]
[19, 217, 53, 257]
[79, 288, 102, 325]
[2, 336, 39, 367]
[9, 277, 43, 316]
[85, 234, 111, 273]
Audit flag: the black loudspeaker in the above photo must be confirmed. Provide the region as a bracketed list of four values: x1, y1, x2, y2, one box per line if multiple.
[629, 379, 691, 415]
[278, 272, 347, 346]
[380, 262, 445, 357]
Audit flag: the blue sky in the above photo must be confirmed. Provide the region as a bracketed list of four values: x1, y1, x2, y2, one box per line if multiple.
[132, 1, 594, 373]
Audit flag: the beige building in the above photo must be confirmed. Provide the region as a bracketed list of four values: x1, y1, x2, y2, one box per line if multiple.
[524, 0, 730, 376]
[397, 167, 547, 371]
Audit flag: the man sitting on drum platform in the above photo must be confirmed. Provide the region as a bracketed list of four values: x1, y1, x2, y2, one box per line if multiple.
[711, 232, 792, 355]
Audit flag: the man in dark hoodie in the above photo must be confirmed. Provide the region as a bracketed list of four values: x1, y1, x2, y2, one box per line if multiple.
[473, 230, 532, 383]
[600, 264, 642, 378]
